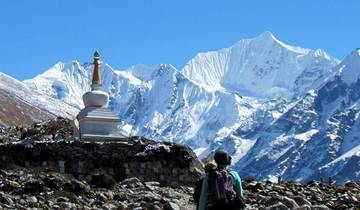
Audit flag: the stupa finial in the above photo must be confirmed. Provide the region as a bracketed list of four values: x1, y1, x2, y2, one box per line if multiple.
[92, 51, 101, 90]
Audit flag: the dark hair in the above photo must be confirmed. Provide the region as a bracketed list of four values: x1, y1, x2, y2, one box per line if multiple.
[214, 149, 231, 166]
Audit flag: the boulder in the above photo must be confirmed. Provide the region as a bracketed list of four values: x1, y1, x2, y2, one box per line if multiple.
[265, 202, 290, 210]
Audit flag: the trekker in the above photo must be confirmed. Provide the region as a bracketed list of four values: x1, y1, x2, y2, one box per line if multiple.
[197, 150, 245, 210]
[193, 161, 217, 209]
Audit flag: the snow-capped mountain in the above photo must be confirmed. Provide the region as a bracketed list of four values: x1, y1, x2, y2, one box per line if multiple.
[24, 61, 267, 153]
[236, 49, 360, 183]
[0, 73, 77, 127]
[16, 31, 360, 183]
[182, 31, 339, 99]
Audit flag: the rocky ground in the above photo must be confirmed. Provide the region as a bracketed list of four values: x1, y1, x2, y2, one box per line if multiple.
[0, 167, 194, 210]
[244, 178, 360, 210]
[1, 167, 359, 210]
[0, 118, 360, 209]
[0, 117, 73, 143]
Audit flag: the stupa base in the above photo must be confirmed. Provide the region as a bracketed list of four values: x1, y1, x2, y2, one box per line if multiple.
[78, 106, 124, 141]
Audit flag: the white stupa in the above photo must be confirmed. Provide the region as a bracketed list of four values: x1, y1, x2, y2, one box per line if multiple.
[78, 51, 123, 140]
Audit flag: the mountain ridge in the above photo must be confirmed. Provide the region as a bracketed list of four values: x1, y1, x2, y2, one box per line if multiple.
[0, 73, 77, 127]
[182, 31, 339, 99]
[3, 32, 360, 183]
[235, 49, 360, 183]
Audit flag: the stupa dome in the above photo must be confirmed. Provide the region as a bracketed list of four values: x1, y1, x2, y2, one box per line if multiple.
[83, 90, 109, 107]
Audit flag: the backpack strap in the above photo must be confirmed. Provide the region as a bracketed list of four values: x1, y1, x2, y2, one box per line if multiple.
[198, 172, 209, 210]
[229, 170, 244, 197]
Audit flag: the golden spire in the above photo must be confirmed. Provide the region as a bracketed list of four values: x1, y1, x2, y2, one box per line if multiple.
[92, 51, 101, 89]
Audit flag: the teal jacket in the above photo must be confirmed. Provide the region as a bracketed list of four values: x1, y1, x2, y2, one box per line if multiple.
[198, 168, 244, 210]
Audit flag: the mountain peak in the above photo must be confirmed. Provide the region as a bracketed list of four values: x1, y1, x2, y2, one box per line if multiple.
[234, 31, 277, 46]
[157, 64, 177, 71]
[233, 31, 311, 55]
[182, 31, 337, 98]
[256, 31, 277, 41]
[344, 48, 360, 61]
[151, 64, 178, 78]
[354, 48, 360, 57]
[338, 48, 360, 84]
[125, 64, 178, 81]
[257, 32, 311, 54]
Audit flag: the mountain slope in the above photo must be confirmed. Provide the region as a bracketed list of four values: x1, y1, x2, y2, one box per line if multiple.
[0, 73, 77, 127]
[24, 62, 269, 156]
[0, 88, 52, 127]
[182, 31, 339, 99]
[236, 49, 360, 183]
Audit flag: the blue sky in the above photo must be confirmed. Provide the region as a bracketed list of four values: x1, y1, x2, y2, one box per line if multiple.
[0, 0, 359, 80]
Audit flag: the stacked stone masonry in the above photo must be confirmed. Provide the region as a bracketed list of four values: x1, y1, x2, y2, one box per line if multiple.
[0, 138, 203, 187]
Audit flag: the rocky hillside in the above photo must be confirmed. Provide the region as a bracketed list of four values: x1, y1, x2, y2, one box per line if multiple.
[0, 73, 54, 127]
[0, 73, 77, 127]
[0, 118, 360, 210]
[0, 89, 52, 127]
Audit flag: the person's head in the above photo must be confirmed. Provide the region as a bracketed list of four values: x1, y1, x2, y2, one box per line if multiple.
[204, 161, 217, 172]
[214, 149, 232, 166]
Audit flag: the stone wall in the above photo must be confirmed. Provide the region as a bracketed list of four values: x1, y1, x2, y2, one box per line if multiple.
[0, 137, 203, 187]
